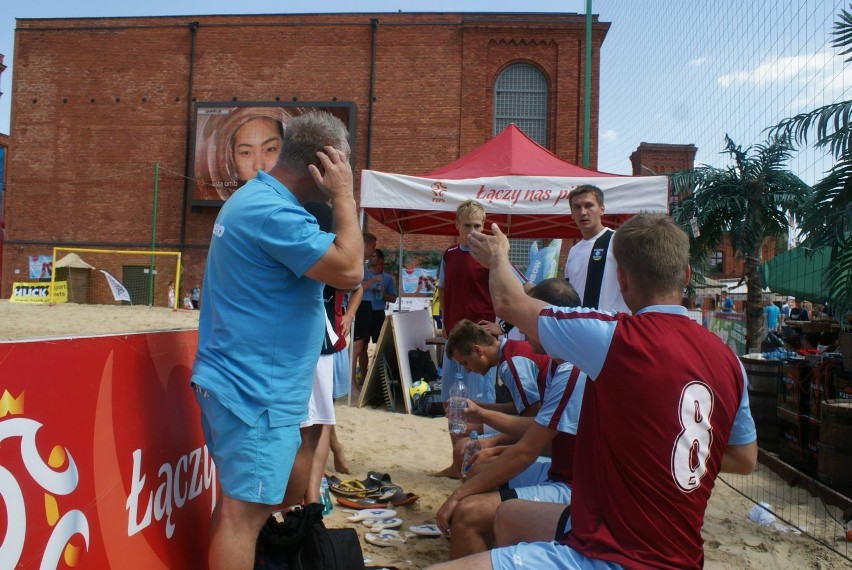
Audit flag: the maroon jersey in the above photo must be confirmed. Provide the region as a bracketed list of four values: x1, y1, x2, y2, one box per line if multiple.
[498, 339, 551, 412]
[441, 244, 494, 333]
[544, 364, 583, 484]
[542, 310, 748, 570]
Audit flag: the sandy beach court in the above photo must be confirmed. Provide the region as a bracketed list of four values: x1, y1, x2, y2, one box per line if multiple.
[2, 300, 850, 568]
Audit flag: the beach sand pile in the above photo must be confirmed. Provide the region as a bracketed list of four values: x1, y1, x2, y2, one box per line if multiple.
[2, 300, 849, 568]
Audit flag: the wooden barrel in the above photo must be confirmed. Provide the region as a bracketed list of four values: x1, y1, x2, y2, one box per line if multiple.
[741, 357, 781, 452]
[820, 399, 852, 450]
[817, 399, 852, 495]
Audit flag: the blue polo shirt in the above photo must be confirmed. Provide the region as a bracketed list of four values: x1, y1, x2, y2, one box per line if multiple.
[368, 271, 398, 310]
[192, 171, 335, 427]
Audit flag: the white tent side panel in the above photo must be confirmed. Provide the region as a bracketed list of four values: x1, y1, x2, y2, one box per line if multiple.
[360, 171, 669, 215]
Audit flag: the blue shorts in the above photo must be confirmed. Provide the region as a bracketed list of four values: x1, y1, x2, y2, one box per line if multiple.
[195, 385, 301, 505]
[502, 479, 572, 504]
[491, 541, 623, 570]
[332, 347, 350, 399]
[507, 456, 552, 488]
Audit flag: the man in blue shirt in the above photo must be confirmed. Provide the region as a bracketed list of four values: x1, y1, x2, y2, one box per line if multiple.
[721, 290, 735, 313]
[191, 111, 363, 570]
[764, 296, 781, 332]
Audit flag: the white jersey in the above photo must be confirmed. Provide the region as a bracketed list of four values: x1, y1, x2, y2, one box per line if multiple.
[564, 228, 630, 314]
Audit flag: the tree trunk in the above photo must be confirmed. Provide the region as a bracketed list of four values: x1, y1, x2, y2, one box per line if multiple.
[744, 253, 764, 354]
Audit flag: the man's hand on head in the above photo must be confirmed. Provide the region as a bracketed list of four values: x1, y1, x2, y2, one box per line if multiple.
[309, 146, 353, 199]
[468, 223, 510, 268]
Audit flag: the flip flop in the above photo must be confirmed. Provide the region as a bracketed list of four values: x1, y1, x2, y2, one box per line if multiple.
[409, 524, 442, 537]
[385, 488, 419, 507]
[365, 471, 393, 486]
[364, 529, 409, 547]
[363, 517, 403, 531]
[369, 484, 419, 506]
[341, 508, 397, 522]
[330, 472, 393, 497]
[373, 484, 404, 501]
[329, 478, 379, 497]
[336, 496, 391, 510]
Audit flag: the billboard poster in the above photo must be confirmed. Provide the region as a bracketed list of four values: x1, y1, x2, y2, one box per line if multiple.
[401, 267, 438, 295]
[190, 102, 357, 206]
[29, 255, 52, 279]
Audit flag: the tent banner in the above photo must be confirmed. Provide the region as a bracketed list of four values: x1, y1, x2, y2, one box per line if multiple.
[10, 281, 68, 304]
[709, 312, 747, 355]
[360, 171, 670, 215]
[0, 330, 213, 569]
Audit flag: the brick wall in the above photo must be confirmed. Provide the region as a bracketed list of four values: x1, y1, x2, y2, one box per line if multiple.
[2, 13, 607, 294]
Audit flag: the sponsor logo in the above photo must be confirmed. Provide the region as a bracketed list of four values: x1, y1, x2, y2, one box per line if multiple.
[0, 390, 91, 568]
[431, 182, 448, 203]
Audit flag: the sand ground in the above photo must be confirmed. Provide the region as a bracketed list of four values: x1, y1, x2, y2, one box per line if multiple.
[2, 300, 850, 569]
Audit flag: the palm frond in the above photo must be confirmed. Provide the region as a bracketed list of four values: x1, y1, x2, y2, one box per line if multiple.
[770, 101, 852, 159]
[832, 7, 852, 61]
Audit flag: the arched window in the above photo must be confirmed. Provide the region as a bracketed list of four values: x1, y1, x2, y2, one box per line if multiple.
[494, 63, 549, 272]
[493, 63, 548, 145]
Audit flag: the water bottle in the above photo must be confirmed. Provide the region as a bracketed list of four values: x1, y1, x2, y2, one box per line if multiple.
[447, 372, 468, 435]
[319, 476, 333, 516]
[461, 430, 481, 478]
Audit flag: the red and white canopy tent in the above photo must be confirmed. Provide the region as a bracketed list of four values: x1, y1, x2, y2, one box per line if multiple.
[356, 126, 670, 410]
[360, 125, 670, 239]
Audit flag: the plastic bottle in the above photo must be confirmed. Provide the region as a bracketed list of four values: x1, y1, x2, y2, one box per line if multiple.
[461, 430, 481, 478]
[319, 476, 333, 516]
[447, 372, 468, 434]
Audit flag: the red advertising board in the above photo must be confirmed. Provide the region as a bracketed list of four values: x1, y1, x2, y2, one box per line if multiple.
[0, 331, 213, 569]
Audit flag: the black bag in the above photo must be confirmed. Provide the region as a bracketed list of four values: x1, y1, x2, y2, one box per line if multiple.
[761, 331, 785, 352]
[255, 503, 364, 570]
[412, 380, 445, 418]
[408, 348, 439, 384]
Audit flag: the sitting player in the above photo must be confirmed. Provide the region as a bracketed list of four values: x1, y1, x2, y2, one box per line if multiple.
[437, 279, 585, 559]
[442, 319, 550, 478]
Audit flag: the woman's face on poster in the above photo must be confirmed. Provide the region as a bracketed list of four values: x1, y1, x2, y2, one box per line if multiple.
[231, 116, 283, 182]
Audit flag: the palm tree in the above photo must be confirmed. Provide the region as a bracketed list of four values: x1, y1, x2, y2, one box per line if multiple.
[669, 135, 812, 353]
[771, 5, 852, 329]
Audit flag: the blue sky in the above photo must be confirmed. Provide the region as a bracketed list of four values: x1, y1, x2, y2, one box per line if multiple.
[1, 1, 848, 183]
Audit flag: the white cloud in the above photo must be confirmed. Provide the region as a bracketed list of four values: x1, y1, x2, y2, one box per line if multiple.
[601, 129, 618, 141]
[717, 50, 839, 88]
[689, 57, 706, 66]
[716, 50, 852, 117]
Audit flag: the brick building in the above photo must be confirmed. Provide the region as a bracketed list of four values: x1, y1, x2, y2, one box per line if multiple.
[1, 12, 610, 298]
[630, 141, 780, 285]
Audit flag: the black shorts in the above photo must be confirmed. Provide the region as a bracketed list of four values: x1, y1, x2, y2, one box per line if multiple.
[370, 310, 386, 343]
[353, 301, 372, 341]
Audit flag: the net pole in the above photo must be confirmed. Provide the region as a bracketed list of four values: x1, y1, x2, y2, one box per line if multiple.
[149, 162, 159, 307]
[50, 246, 58, 305]
[583, 0, 592, 168]
[174, 252, 182, 312]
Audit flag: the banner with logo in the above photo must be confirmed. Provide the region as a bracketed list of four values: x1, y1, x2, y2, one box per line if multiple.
[10, 281, 68, 304]
[525, 239, 562, 285]
[100, 270, 132, 303]
[0, 330, 213, 569]
[709, 312, 747, 355]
